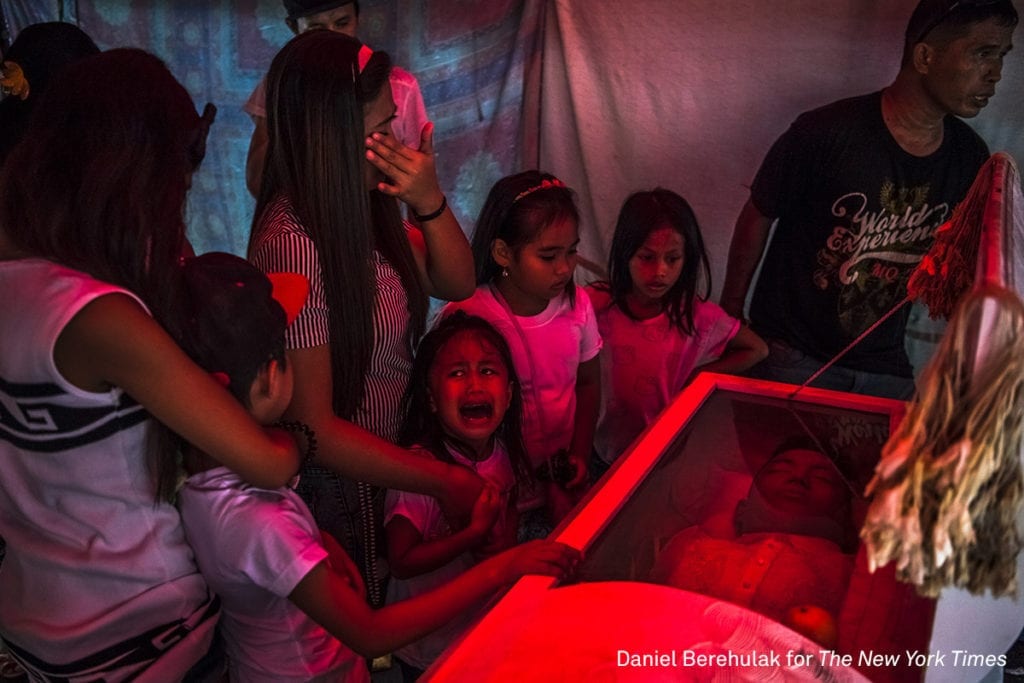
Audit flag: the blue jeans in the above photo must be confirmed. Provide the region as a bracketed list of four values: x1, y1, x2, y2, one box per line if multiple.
[747, 338, 915, 400]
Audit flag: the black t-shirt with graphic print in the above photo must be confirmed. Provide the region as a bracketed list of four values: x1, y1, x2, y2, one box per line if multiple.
[748, 91, 989, 377]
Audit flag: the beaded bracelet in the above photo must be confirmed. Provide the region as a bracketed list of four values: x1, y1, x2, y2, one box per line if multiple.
[274, 420, 318, 465]
[413, 195, 447, 222]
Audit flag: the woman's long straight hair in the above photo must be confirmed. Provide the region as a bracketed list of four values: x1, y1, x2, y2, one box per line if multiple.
[250, 30, 426, 420]
[0, 48, 204, 500]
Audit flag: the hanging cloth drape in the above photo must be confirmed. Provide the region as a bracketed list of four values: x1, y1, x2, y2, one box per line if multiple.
[862, 152, 1024, 598]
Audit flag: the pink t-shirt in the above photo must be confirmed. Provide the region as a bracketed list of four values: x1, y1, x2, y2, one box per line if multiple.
[384, 441, 516, 669]
[442, 286, 603, 468]
[587, 287, 739, 464]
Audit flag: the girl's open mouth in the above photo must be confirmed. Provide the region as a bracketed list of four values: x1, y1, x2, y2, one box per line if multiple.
[459, 402, 494, 421]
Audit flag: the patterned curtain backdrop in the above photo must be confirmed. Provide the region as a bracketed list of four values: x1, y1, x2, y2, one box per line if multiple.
[2, 0, 543, 255]
[538, 0, 1024, 292]
[6, 0, 1022, 272]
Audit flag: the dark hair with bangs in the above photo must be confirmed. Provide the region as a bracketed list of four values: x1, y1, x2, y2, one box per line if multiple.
[249, 30, 427, 420]
[597, 188, 711, 335]
[471, 169, 580, 304]
[399, 312, 530, 484]
[0, 48, 205, 501]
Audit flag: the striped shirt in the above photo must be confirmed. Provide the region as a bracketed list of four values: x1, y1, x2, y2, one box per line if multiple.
[250, 196, 412, 441]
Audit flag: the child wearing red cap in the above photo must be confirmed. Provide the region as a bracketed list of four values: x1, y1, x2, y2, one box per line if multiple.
[0, 50, 298, 682]
[174, 253, 579, 682]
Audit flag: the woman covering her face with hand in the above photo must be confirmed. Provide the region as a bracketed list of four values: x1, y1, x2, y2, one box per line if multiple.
[248, 29, 478, 605]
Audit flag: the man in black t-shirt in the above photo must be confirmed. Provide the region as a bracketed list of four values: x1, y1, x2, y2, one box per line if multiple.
[720, 0, 1018, 399]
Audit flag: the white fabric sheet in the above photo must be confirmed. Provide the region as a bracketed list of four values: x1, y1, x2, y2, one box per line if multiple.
[538, 0, 1024, 298]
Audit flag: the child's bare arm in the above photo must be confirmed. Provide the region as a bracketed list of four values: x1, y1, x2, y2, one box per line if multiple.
[693, 324, 769, 378]
[566, 356, 601, 490]
[284, 344, 484, 519]
[387, 486, 502, 579]
[290, 540, 581, 658]
[321, 530, 365, 599]
[55, 293, 299, 488]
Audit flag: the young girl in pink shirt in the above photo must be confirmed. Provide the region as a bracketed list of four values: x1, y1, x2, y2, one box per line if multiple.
[443, 171, 603, 524]
[587, 189, 767, 467]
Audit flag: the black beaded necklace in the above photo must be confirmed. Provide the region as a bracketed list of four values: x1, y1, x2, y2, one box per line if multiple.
[273, 420, 318, 465]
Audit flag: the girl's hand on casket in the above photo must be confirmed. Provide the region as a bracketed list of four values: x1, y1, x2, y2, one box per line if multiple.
[491, 540, 581, 584]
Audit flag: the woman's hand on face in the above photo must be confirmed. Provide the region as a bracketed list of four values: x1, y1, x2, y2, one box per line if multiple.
[365, 122, 445, 217]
